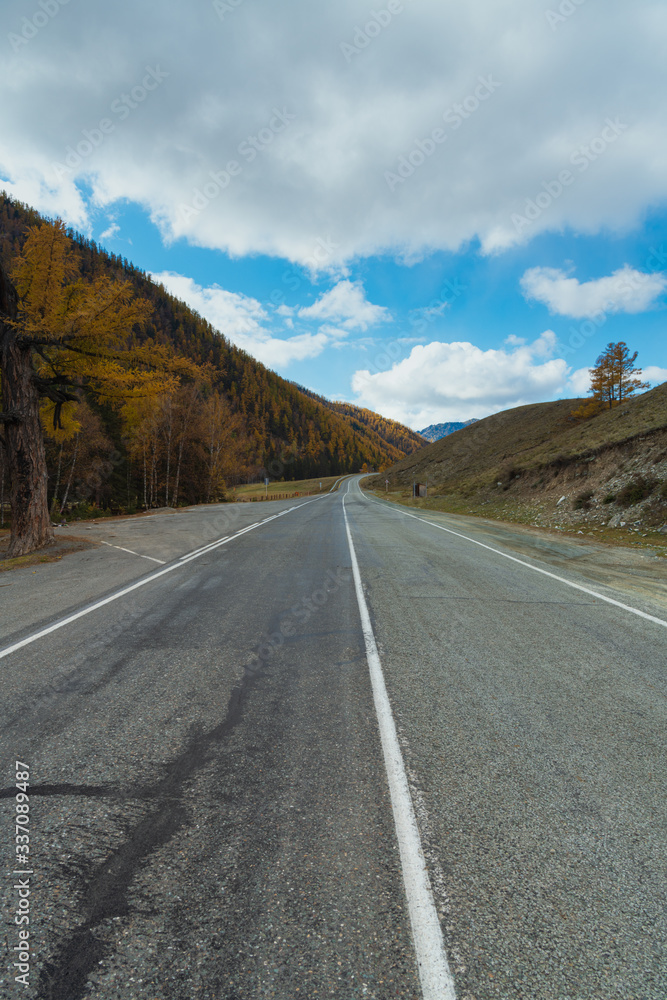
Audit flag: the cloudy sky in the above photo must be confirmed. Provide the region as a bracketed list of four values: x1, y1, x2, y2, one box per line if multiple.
[2, 0, 667, 429]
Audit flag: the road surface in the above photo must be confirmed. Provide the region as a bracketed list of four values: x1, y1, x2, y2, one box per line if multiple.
[1, 478, 665, 999]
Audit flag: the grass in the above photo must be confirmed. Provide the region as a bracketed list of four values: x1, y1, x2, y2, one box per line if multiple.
[0, 533, 95, 572]
[233, 474, 347, 500]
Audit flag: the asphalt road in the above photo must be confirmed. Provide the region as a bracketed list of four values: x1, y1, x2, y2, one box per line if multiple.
[1, 478, 665, 999]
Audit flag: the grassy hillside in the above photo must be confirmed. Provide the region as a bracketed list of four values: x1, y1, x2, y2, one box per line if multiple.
[367, 384, 667, 545]
[374, 383, 667, 494]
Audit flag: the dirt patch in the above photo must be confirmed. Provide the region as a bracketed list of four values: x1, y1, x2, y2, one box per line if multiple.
[0, 533, 97, 572]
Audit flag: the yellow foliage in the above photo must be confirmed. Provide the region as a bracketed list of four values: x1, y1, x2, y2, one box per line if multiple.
[10, 219, 203, 410]
[570, 342, 650, 420]
[40, 399, 82, 441]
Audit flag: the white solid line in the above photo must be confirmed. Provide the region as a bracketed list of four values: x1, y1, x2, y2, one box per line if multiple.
[363, 491, 667, 629]
[342, 495, 456, 1000]
[99, 540, 166, 565]
[0, 496, 324, 661]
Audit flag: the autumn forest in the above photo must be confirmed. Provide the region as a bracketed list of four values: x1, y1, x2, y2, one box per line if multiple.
[0, 195, 424, 544]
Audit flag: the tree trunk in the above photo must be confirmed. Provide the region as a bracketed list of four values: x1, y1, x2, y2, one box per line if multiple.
[0, 444, 5, 528]
[0, 263, 54, 557]
[172, 437, 184, 508]
[142, 440, 147, 509]
[164, 398, 172, 507]
[59, 434, 79, 514]
[52, 441, 63, 510]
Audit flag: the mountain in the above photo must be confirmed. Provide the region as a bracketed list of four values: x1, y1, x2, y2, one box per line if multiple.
[0, 194, 422, 510]
[418, 419, 477, 442]
[294, 386, 427, 455]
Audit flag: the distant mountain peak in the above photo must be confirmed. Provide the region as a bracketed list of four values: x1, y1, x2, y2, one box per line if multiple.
[418, 419, 478, 442]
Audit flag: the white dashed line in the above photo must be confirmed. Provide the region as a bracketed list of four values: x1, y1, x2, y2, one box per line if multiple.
[99, 540, 165, 565]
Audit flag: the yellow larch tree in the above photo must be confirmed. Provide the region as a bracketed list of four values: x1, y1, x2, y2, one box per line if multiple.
[0, 219, 198, 556]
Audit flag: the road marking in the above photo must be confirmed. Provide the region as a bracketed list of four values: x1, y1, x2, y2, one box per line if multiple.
[330, 474, 350, 492]
[99, 541, 165, 565]
[362, 489, 667, 629]
[342, 495, 456, 1000]
[0, 496, 326, 661]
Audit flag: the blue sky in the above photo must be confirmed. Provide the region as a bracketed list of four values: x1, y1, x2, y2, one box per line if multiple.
[2, 0, 666, 429]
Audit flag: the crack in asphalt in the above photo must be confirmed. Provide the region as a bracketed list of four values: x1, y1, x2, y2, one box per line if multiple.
[35, 662, 264, 1000]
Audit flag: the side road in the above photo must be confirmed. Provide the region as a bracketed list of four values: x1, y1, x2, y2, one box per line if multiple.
[0, 501, 317, 644]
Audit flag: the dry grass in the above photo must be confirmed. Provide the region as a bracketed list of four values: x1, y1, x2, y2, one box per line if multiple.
[366, 489, 667, 555]
[364, 384, 667, 557]
[233, 474, 346, 500]
[370, 383, 667, 496]
[0, 533, 95, 572]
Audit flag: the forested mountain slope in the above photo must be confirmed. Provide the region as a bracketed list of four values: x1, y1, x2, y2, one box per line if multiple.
[294, 386, 426, 455]
[0, 195, 421, 512]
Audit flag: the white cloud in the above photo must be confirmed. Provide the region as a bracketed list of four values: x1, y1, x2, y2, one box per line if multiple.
[0, 171, 89, 232]
[298, 280, 389, 330]
[520, 265, 667, 318]
[99, 222, 120, 241]
[2, 1, 666, 266]
[566, 366, 593, 396]
[151, 271, 268, 336]
[351, 331, 570, 427]
[150, 271, 329, 368]
[641, 365, 667, 385]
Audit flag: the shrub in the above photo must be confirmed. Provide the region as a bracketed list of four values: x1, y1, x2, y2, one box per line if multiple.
[642, 498, 667, 527]
[602, 493, 616, 504]
[616, 476, 657, 506]
[573, 490, 594, 510]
